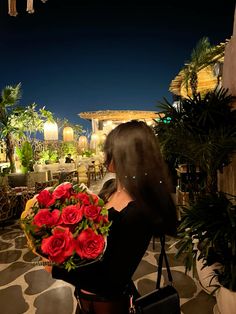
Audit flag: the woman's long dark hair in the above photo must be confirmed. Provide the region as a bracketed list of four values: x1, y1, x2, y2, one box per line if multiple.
[98, 178, 116, 203]
[103, 120, 177, 237]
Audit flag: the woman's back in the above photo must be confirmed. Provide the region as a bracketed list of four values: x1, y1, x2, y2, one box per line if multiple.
[52, 200, 153, 297]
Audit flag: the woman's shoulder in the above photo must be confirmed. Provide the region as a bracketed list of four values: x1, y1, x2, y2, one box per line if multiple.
[108, 201, 149, 222]
[108, 200, 136, 213]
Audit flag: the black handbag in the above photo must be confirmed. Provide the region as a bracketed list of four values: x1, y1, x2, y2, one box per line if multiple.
[131, 235, 181, 314]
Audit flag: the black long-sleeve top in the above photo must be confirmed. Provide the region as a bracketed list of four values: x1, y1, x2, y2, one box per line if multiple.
[52, 201, 153, 298]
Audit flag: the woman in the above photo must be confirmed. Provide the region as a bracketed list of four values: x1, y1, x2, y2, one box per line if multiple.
[51, 120, 177, 314]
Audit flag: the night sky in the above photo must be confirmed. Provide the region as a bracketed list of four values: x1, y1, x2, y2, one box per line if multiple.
[0, 0, 235, 131]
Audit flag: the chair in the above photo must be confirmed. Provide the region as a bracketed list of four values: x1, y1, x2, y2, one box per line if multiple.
[0, 188, 18, 226]
[0, 175, 9, 190]
[88, 164, 96, 181]
[94, 160, 102, 180]
[27, 171, 48, 189]
[100, 163, 107, 178]
[88, 161, 102, 182]
[35, 179, 58, 194]
[59, 170, 78, 184]
[2, 167, 11, 175]
[78, 165, 89, 187]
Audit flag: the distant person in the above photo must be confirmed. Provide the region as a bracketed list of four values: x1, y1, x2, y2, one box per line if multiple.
[65, 153, 74, 163]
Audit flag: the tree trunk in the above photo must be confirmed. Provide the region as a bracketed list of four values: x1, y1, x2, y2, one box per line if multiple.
[206, 169, 218, 194]
[5, 133, 16, 173]
[190, 72, 198, 96]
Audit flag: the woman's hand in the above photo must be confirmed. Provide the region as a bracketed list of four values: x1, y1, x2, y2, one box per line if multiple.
[41, 257, 52, 273]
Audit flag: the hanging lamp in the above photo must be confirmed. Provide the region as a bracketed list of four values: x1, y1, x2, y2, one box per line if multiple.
[78, 135, 88, 150]
[43, 121, 58, 141]
[8, 0, 17, 17]
[26, 0, 34, 14]
[8, 0, 48, 17]
[63, 127, 74, 142]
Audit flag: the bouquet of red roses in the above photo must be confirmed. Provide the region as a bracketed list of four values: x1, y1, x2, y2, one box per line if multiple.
[21, 182, 111, 271]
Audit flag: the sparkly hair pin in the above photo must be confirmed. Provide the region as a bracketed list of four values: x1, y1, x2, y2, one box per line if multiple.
[124, 173, 148, 179]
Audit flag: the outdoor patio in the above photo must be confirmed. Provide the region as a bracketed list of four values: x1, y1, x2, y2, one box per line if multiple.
[0, 173, 216, 314]
[0, 2, 235, 314]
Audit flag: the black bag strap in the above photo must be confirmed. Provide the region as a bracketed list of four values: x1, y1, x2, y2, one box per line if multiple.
[156, 235, 173, 289]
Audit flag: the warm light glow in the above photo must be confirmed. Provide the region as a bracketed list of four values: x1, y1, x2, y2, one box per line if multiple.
[90, 133, 98, 150]
[146, 120, 153, 126]
[63, 127, 74, 142]
[99, 134, 107, 143]
[78, 135, 88, 149]
[43, 121, 58, 141]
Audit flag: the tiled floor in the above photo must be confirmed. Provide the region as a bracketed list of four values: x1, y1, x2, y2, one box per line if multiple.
[0, 175, 216, 314]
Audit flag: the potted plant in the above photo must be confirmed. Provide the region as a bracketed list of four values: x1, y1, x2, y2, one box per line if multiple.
[155, 87, 236, 195]
[176, 192, 236, 313]
[82, 149, 93, 158]
[15, 141, 33, 174]
[155, 86, 236, 313]
[38, 149, 58, 165]
[8, 141, 33, 187]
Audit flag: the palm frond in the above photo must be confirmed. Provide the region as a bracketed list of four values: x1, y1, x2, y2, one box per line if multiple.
[1, 83, 21, 106]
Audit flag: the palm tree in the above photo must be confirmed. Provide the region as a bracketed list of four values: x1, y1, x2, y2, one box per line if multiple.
[0, 84, 55, 173]
[182, 37, 225, 96]
[155, 87, 236, 194]
[0, 83, 21, 172]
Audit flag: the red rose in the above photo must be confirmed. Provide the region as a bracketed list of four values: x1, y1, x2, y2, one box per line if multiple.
[33, 209, 61, 227]
[53, 183, 73, 200]
[96, 214, 109, 224]
[83, 204, 101, 221]
[41, 227, 75, 263]
[91, 194, 99, 205]
[61, 205, 83, 225]
[37, 190, 55, 207]
[76, 192, 91, 205]
[74, 228, 105, 259]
